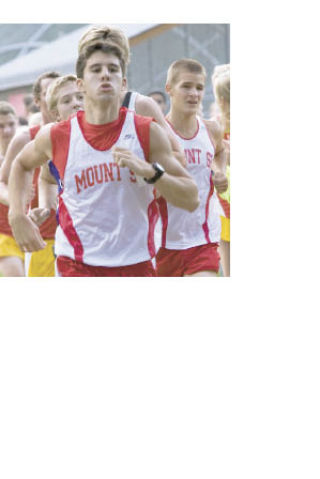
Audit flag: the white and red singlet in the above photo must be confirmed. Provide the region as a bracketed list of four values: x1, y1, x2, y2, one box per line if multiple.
[49, 107, 158, 268]
[157, 116, 221, 250]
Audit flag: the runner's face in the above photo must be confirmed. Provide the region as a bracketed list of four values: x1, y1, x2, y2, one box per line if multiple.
[39, 77, 57, 122]
[0, 113, 17, 147]
[169, 72, 205, 114]
[150, 93, 166, 114]
[79, 51, 125, 102]
[56, 82, 84, 121]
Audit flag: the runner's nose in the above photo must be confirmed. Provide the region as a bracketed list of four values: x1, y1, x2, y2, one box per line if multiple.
[101, 67, 110, 80]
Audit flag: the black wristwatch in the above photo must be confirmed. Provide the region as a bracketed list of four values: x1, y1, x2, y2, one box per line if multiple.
[144, 162, 165, 184]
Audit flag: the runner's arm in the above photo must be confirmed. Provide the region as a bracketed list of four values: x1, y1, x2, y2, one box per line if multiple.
[136, 94, 186, 166]
[113, 122, 199, 212]
[8, 125, 53, 251]
[28, 163, 58, 226]
[39, 163, 58, 208]
[206, 120, 228, 194]
[0, 129, 30, 205]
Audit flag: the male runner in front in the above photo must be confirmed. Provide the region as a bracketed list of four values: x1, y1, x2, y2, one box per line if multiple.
[8, 42, 199, 277]
[78, 25, 186, 167]
[156, 59, 228, 277]
[0, 72, 60, 276]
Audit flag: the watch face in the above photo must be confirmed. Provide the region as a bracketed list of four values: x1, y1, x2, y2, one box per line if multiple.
[144, 162, 165, 184]
[153, 162, 165, 173]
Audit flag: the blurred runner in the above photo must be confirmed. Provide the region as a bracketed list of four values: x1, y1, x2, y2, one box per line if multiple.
[0, 72, 60, 276]
[212, 64, 230, 276]
[0, 101, 22, 276]
[147, 91, 167, 115]
[26, 74, 84, 276]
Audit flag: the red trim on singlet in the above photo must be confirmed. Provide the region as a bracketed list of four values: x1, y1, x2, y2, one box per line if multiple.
[30, 167, 40, 210]
[29, 125, 41, 140]
[29, 125, 58, 238]
[0, 128, 38, 236]
[58, 196, 84, 262]
[51, 119, 71, 181]
[218, 195, 230, 218]
[202, 173, 214, 243]
[77, 108, 127, 151]
[157, 196, 168, 248]
[29, 125, 41, 209]
[166, 118, 199, 140]
[147, 198, 159, 258]
[134, 113, 153, 162]
[0, 203, 11, 236]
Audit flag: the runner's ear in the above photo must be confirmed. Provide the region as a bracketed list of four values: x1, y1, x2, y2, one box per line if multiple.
[76, 78, 84, 94]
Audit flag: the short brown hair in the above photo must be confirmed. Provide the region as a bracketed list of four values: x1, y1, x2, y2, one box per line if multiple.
[78, 25, 130, 66]
[76, 42, 126, 79]
[0, 101, 17, 116]
[32, 71, 60, 102]
[46, 74, 77, 112]
[166, 59, 206, 86]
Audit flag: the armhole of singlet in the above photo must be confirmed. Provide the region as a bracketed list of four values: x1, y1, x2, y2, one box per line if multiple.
[203, 118, 217, 152]
[29, 124, 41, 141]
[134, 114, 154, 163]
[50, 119, 71, 180]
[122, 91, 132, 108]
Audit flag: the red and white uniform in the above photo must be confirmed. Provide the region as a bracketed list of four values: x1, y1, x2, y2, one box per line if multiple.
[0, 126, 57, 239]
[29, 125, 57, 239]
[158, 116, 221, 250]
[49, 107, 158, 267]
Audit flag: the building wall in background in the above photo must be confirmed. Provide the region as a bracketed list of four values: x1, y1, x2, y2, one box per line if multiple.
[129, 24, 230, 116]
[0, 24, 87, 66]
[0, 24, 229, 119]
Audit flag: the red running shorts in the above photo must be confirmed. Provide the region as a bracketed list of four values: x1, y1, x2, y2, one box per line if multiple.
[156, 243, 220, 277]
[57, 256, 156, 277]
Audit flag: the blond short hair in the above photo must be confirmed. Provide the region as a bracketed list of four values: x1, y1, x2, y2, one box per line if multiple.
[0, 101, 17, 117]
[212, 64, 230, 107]
[166, 58, 206, 86]
[78, 25, 130, 66]
[46, 74, 77, 112]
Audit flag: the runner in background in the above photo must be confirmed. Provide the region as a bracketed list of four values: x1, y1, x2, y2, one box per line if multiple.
[156, 59, 228, 277]
[212, 64, 230, 276]
[0, 71, 60, 276]
[26, 74, 84, 276]
[0, 102, 23, 276]
[147, 91, 167, 115]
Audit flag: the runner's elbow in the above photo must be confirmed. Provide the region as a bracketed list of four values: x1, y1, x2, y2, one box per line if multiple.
[186, 185, 200, 212]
